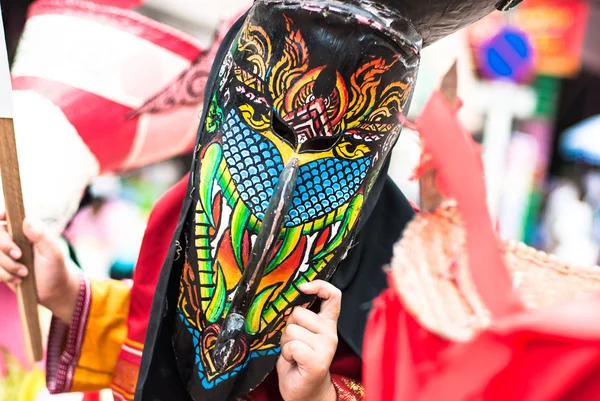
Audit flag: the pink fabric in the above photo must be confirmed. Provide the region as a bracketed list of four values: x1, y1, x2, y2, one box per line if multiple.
[0, 284, 27, 368]
[13, 0, 208, 173]
[414, 92, 522, 318]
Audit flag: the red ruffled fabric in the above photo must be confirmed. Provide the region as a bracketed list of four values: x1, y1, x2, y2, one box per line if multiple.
[364, 281, 600, 401]
[363, 90, 600, 401]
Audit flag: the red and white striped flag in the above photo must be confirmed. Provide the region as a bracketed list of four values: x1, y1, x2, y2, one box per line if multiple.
[7, 0, 238, 234]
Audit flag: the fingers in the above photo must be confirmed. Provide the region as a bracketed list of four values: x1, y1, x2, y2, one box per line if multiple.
[280, 339, 314, 367]
[0, 213, 27, 285]
[278, 281, 341, 372]
[0, 212, 19, 288]
[0, 228, 27, 283]
[282, 306, 338, 363]
[0, 267, 22, 285]
[0, 251, 27, 283]
[298, 280, 342, 323]
[0, 251, 27, 275]
[0, 231, 22, 259]
[23, 218, 59, 259]
[287, 306, 327, 334]
[281, 323, 319, 351]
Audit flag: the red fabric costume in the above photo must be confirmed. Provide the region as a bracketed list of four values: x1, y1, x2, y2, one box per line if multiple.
[46, 174, 365, 400]
[7, 1, 525, 400]
[363, 81, 600, 401]
[21, 1, 366, 399]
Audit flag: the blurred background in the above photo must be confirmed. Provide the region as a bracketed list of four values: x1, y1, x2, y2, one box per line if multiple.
[1, 0, 599, 399]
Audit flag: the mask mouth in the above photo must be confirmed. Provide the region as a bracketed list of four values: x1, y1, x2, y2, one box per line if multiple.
[212, 157, 300, 373]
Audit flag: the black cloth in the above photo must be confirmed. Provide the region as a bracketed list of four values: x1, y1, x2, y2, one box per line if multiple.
[136, 14, 249, 401]
[333, 175, 415, 356]
[135, 0, 516, 395]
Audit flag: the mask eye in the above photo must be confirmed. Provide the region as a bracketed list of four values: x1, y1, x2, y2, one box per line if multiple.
[300, 136, 340, 152]
[272, 113, 297, 148]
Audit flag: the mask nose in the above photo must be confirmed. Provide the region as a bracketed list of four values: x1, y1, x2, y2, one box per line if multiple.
[212, 156, 299, 373]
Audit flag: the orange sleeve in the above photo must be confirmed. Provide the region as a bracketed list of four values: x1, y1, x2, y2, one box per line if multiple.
[46, 276, 131, 393]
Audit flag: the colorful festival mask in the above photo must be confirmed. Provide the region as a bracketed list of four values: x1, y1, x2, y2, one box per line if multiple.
[172, 0, 421, 398]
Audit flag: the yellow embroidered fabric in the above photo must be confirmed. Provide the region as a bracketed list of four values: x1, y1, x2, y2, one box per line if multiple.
[332, 376, 365, 400]
[71, 279, 130, 392]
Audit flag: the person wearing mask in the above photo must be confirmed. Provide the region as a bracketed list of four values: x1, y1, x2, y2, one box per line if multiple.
[0, 1, 522, 400]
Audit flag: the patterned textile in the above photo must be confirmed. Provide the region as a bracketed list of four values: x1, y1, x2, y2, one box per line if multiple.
[47, 277, 130, 395]
[45, 277, 365, 401]
[332, 377, 365, 401]
[158, 2, 419, 398]
[45, 176, 366, 400]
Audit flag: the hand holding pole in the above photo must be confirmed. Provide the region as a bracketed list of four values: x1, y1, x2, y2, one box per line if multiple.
[0, 5, 43, 363]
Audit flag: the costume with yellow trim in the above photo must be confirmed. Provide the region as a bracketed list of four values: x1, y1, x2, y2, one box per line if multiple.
[43, 0, 521, 400]
[46, 177, 366, 401]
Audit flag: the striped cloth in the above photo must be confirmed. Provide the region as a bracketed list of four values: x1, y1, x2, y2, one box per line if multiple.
[7, 0, 234, 234]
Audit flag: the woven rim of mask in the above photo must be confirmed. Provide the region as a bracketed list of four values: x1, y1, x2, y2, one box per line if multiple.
[261, 0, 422, 65]
[390, 201, 600, 342]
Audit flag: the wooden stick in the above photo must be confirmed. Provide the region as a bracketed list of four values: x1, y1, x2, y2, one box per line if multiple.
[0, 117, 43, 362]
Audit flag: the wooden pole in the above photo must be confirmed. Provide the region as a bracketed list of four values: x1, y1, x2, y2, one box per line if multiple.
[0, 7, 43, 362]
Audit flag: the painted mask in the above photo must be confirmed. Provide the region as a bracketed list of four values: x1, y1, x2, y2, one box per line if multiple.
[174, 0, 421, 398]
